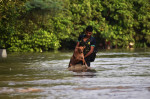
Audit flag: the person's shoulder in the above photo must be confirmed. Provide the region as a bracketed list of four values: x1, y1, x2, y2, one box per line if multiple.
[91, 36, 95, 39]
[81, 34, 85, 36]
[91, 36, 96, 41]
[79, 34, 85, 38]
[78, 34, 85, 41]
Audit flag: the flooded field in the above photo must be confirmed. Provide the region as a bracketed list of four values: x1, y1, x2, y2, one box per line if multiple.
[0, 49, 150, 99]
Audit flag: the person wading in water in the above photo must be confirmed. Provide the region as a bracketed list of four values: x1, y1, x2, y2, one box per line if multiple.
[74, 25, 96, 67]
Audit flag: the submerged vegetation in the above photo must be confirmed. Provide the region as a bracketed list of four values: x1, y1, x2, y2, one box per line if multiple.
[0, 0, 150, 52]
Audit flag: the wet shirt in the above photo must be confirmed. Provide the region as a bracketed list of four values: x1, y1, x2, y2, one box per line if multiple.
[77, 34, 96, 55]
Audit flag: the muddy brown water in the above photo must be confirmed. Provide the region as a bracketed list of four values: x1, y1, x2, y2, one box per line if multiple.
[0, 49, 150, 99]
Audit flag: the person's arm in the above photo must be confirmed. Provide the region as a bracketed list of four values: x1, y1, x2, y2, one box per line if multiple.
[84, 46, 94, 58]
[74, 35, 83, 51]
[74, 42, 80, 52]
[84, 37, 96, 58]
[75, 42, 79, 48]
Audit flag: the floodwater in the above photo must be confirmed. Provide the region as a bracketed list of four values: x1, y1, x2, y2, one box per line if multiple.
[0, 49, 150, 99]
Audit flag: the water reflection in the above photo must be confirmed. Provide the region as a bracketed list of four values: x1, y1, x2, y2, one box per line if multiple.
[0, 49, 150, 99]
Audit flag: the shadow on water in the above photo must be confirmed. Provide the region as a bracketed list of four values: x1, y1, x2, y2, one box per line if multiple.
[0, 49, 150, 99]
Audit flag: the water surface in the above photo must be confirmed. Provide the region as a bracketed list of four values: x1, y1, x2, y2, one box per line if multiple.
[0, 49, 150, 99]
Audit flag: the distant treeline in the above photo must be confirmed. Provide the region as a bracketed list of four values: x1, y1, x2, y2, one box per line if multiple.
[0, 0, 150, 52]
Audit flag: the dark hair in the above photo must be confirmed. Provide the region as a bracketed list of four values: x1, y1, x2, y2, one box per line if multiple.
[86, 25, 93, 32]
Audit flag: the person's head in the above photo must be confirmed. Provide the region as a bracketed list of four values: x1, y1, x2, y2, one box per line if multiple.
[85, 25, 93, 37]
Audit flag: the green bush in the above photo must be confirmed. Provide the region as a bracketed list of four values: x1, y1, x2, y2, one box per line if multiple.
[7, 29, 60, 52]
[0, 0, 150, 52]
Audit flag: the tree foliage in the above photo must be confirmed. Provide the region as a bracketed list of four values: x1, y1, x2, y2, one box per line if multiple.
[0, 0, 150, 51]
